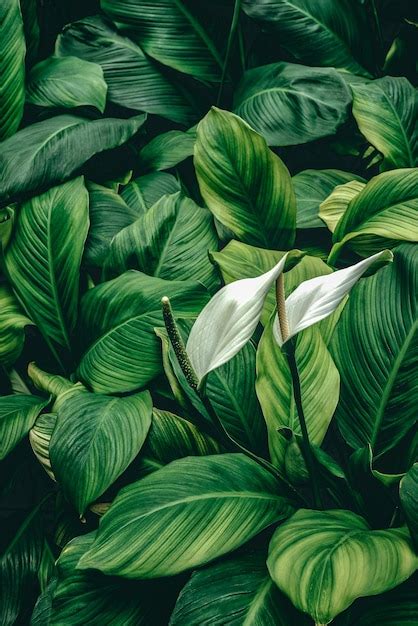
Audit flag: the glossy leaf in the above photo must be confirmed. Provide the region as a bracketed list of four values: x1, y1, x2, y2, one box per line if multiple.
[56, 16, 193, 124]
[26, 55, 107, 112]
[77, 271, 209, 393]
[319, 180, 365, 232]
[29, 412, 57, 481]
[78, 454, 293, 578]
[0, 113, 146, 208]
[235, 62, 352, 147]
[268, 509, 418, 624]
[121, 172, 180, 215]
[0, 284, 32, 367]
[195, 107, 296, 248]
[0, 394, 49, 459]
[0, 0, 26, 140]
[331, 244, 417, 456]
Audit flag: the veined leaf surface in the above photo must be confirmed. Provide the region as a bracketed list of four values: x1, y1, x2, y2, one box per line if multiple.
[0, 394, 49, 460]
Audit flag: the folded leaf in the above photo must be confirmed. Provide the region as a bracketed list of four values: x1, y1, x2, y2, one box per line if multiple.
[319, 180, 366, 232]
[0, 285, 32, 367]
[138, 128, 196, 172]
[121, 172, 180, 215]
[0, 394, 49, 459]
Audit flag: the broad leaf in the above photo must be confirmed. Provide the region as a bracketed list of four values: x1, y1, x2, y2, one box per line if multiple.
[352, 77, 418, 170]
[106, 191, 219, 291]
[400, 464, 418, 549]
[138, 128, 196, 172]
[329, 168, 418, 261]
[26, 55, 108, 112]
[4, 178, 89, 368]
[78, 454, 293, 578]
[77, 271, 209, 393]
[235, 62, 352, 147]
[49, 388, 152, 514]
[319, 180, 366, 232]
[0, 113, 146, 207]
[241, 0, 370, 75]
[121, 172, 181, 215]
[0, 0, 26, 140]
[0, 394, 49, 459]
[101, 0, 223, 81]
[56, 16, 193, 125]
[0, 284, 32, 367]
[170, 547, 310, 625]
[268, 509, 418, 624]
[331, 244, 417, 456]
[195, 107, 296, 248]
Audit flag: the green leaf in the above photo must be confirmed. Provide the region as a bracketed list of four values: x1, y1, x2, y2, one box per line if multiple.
[4, 178, 89, 368]
[78, 454, 293, 578]
[351, 77, 418, 170]
[84, 182, 138, 268]
[400, 463, 418, 549]
[19, 0, 40, 67]
[170, 546, 310, 625]
[293, 169, 365, 229]
[56, 16, 193, 125]
[267, 509, 418, 624]
[138, 128, 196, 172]
[49, 387, 152, 514]
[29, 412, 57, 481]
[101, 0, 223, 82]
[26, 55, 108, 112]
[0, 394, 49, 459]
[195, 107, 296, 249]
[0, 0, 26, 140]
[329, 169, 418, 261]
[241, 0, 371, 75]
[319, 180, 366, 232]
[234, 62, 352, 147]
[346, 577, 418, 626]
[0, 284, 32, 367]
[121, 172, 181, 215]
[0, 113, 146, 208]
[106, 191, 219, 291]
[77, 270, 209, 393]
[331, 244, 417, 456]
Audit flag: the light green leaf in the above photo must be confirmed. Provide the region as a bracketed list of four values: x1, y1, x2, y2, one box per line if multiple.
[241, 0, 371, 75]
[319, 180, 366, 232]
[77, 271, 209, 393]
[56, 16, 193, 125]
[0, 284, 32, 367]
[78, 454, 293, 578]
[195, 107, 296, 248]
[0, 113, 146, 208]
[29, 412, 57, 481]
[106, 191, 219, 291]
[267, 509, 418, 624]
[234, 62, 352, 147]
[0, 0, 26, 140]
[4, 178, 89, 368]
[352, 77, 418, 170]
[138, 128, 196, 172]
[101, 0, 223, 81]
[26, 55, 107, 112]
[329, 168, 418, 262]
[170, 546, 310, 626]
[0, 394, 49, 459]
[331, 244, 417, 456]
[49, 387, 152, 514]
[121, 172, 180, 215]
[400, 463, 418, 549]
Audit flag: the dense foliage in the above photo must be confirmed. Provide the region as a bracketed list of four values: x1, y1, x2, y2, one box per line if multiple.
[0, 1, 417, 624]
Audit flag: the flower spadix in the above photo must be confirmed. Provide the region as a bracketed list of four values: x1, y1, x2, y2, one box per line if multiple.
[273, 250, 392, 347]
[186, 254, 289, 383]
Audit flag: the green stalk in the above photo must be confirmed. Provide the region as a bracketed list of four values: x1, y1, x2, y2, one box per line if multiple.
[216, 0, 241, 106]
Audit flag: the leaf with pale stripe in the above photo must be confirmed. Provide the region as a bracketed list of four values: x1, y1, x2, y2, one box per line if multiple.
[331, 244, 417, 456]
[0, 394, 49, 460]
[267, 509, 418, 624]
[319, 180, 366, 232]
[29, 412, 57, 481]
[195, 107, 296, 248]
[78, 454, 294, 578]
[0, 284, 32, 367]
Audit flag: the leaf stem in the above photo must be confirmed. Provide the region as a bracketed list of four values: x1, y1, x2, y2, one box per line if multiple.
[217, 0, 241, 106]
[285, 340, 323, 509]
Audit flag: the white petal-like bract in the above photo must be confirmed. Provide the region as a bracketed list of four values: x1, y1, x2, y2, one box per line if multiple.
[186, 254, 288, 382]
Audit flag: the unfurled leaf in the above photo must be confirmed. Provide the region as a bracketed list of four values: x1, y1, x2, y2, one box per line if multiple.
[49, 387, 152, 514]
[267, 509, 418, 624]
[121, 172, 180, 215]
[26, 56, 108, 112]
[319, 180, 366, 232]
[0, 113, 146, 208]
[186, 254, 288, 383]
[235, 63, 352, 147]
[195, 107, 296, 248]
[0, 394, 49, 459]
[0, 284, 32, 367]
[78, 454, 293, 578]
[56, 16, 193, 125]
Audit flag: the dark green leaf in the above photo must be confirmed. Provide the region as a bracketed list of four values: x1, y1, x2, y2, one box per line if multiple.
[0, 394, 49, 459]
[121, 173, 181, 215]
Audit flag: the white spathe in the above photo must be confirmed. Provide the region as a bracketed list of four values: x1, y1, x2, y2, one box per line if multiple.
[273, 251, 390, 347]
[186, 254, 289, 383]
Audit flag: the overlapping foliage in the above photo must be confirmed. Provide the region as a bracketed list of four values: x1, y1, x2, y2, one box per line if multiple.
[0, 1, 417, 624]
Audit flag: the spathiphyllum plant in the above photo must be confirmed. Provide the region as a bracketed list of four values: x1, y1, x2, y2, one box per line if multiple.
[0, 1, 417, 625]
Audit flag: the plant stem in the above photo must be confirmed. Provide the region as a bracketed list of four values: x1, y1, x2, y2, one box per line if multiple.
[217, 0, 241, 106]
[286, 340, 323, 509]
